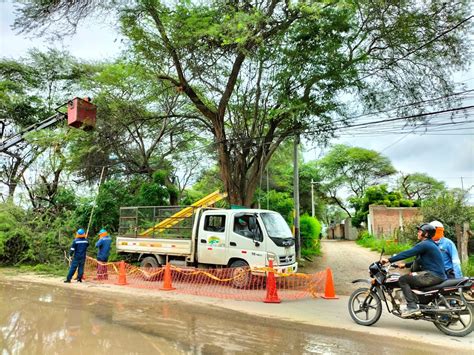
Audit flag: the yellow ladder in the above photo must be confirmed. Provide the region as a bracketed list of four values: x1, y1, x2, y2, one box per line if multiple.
[139, 190, 228, 236]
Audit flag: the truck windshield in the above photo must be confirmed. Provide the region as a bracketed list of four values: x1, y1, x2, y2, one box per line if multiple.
[260, 213, 293, 239]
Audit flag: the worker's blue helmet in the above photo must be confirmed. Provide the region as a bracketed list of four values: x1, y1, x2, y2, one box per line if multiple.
[77, 228, 85, 235]
[99, 228, 107, 234]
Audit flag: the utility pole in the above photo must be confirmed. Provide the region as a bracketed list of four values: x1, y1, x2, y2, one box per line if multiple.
[293, 133, 301, 259]
[311, 179, 315, 217]
[266, 167, 269, 210]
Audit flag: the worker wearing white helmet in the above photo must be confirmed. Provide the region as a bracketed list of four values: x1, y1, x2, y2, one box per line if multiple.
[429, 220, 463, 279]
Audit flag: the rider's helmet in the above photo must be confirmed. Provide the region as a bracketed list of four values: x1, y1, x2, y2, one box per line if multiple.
[429, 220, 444, 241]
[417, 223, 436, 239]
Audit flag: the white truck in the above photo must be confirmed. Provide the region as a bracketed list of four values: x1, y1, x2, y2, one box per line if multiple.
[116, 205, 298, 286]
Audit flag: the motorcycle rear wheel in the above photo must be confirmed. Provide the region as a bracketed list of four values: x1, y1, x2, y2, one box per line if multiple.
[433, 295, 473, 337]
[348, 287, 382, 326]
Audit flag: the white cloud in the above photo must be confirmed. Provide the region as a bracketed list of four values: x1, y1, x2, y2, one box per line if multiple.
[0, 1, 123, 61]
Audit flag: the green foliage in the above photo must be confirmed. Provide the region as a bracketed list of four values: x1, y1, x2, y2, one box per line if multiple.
[320, 145, 396, 198]
[0, 203, 32, 265]
[462, 255, 474, 277]
[319, 145, 396, 217]
[356, 231, 414, 256]
[135, 171, 171, 206]
[398, 173, 446, 201]
[254, 190, 294, 223]
[19, 263, 68, 277]
[300, 214, 322, 258]
[350, 184, 419, 227]
[421, 189, 473, 242]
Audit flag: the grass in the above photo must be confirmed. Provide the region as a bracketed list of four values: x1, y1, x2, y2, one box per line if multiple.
[462, 255, 474, 277]
[356, 232, 413, 256]
[18, 263, 68, 277]
[301, 240, 322, 259]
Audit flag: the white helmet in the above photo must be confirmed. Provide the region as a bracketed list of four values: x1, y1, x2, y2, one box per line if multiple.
[430, 220, 443, 228]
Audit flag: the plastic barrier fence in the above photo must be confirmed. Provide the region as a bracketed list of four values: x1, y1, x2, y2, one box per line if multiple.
[84, 257, 331, 302]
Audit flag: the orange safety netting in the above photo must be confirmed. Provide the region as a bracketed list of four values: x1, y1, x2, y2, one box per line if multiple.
[84, 257, 329, 302]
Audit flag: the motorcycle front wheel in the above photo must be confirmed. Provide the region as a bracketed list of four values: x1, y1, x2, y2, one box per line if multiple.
[348, 287, 382, 326]
[433, 295, 473, 337]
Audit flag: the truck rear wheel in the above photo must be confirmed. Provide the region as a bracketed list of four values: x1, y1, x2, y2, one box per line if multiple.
[230, 260, 251, 289]
[140, 256, 160, 281]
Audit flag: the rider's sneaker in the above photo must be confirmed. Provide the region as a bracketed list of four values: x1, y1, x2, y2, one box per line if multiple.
[401, 305, 421, 318]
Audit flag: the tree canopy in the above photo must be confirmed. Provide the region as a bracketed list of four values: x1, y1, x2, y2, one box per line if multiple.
[318, 144, 396, 216]
[11, 0, 472, 206]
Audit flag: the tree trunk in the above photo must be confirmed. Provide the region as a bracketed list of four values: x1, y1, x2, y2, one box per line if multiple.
[458, 222, 469, 263]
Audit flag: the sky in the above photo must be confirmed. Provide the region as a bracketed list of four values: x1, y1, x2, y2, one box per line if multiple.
[1, 1, 473, 200]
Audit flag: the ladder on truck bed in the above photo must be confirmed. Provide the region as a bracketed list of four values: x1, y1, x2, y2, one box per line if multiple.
[139, 190, 227, 236]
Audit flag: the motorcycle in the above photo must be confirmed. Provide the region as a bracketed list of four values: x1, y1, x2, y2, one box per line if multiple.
[348, 251, 473, 337]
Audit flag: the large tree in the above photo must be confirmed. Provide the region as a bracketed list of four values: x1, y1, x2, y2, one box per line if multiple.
[397, 172, 446, 201]
[0, 49, 84, 200]
[318, 144, 396, 216]
[12, 0, 472, 206]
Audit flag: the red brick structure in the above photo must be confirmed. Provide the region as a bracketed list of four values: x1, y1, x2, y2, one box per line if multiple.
[368, 205, 421, 238]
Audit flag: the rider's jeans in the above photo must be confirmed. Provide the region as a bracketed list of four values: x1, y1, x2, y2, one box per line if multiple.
[399, 271, 444, 308]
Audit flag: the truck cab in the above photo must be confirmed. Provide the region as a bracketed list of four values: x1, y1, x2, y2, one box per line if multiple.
[196, 209, 297, 273]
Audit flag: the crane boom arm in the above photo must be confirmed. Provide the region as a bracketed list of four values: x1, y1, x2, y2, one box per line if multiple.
[0, 112, 66, 153]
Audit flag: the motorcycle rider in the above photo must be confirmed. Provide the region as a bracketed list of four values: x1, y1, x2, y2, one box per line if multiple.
[381, 223, 446, 317]
[430, 220, 463, 279]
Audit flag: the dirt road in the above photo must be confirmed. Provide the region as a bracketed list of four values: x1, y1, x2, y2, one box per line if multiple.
[301, 239, 388, 295]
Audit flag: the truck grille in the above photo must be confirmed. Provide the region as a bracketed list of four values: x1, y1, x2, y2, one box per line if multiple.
[279, 255, 294, 265]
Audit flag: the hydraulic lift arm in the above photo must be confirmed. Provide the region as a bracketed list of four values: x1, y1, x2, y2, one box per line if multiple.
[0, 97, 96, 153]
[0, 112, 66, 153]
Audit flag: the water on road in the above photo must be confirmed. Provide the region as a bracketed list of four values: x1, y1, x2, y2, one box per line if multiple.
[0, 279, 447, 354]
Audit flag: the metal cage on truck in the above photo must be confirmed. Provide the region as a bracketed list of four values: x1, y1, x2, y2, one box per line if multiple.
[118, 206, 197, 239]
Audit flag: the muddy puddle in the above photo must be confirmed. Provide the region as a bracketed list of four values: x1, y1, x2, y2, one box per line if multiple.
[0, 279, 448, 354]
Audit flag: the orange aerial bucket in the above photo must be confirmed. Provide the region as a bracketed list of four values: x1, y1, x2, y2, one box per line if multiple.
[67, 97, 97, 129]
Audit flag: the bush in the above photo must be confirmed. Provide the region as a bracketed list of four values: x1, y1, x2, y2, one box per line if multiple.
[0, 203, 33, 265]
[300, 214, 322, 257]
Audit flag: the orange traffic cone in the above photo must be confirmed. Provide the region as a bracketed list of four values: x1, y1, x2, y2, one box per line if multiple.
[264, 259, 281, 303]
[160, 262, 176, 291]
[116, 260, 128, 285]
[322, 267, 338, 299]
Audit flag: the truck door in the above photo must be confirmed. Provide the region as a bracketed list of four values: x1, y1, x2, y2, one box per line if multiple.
[227, 214, 266, 266]
[197, 213, 227, 265]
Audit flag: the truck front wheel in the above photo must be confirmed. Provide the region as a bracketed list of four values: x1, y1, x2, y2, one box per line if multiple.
[230, 260, 251, 289]
[140, 256, 160, 281]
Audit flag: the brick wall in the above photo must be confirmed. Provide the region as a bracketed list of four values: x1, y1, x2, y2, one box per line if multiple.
[368, 205, 421, 238]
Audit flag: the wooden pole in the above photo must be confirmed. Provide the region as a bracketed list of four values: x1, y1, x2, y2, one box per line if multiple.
[86, 166, 106, 236]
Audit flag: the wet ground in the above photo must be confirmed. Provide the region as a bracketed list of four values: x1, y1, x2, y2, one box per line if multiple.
[0, 279, 457, 354]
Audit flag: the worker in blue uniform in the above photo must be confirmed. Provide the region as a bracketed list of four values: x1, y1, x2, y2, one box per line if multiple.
[64, 228, 89, 283]
[95, 229, 112, 280]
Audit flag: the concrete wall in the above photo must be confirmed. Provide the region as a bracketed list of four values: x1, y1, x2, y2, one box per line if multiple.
[368, 205, 421, 238]
[327, 223, 345, 239]
[344, 218, 358, 240]
[326, 218, 358, 240]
